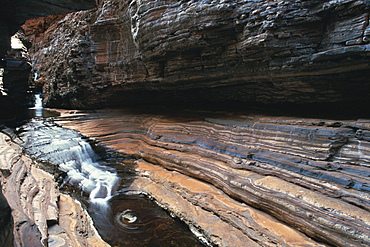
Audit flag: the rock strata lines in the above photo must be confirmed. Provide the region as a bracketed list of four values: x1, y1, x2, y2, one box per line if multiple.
[24, 0, 370, 108]
[55, 109, 370, 246]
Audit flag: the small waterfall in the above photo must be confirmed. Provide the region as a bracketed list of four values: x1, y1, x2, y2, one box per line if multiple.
[20, 120, 118, 206]
[19, 119, 205, 246]
[29, 94, 43, 117]
[34, 94, 43, 109]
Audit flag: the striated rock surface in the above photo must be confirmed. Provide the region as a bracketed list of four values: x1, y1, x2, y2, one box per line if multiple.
[54, 108, 370, 246]
[17, 0, 370, 246]
[0, 129, 109, 247]
[25, 0, 370, 109]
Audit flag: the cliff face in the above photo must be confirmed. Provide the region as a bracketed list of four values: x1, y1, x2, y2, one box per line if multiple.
[26, 0, 370, 109]
[18, 1, 370, 246]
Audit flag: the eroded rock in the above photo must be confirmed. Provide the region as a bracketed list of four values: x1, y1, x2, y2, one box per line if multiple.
[0, 0, 95, 122]
[54, 109, 370, 246]
[0, 0, 95, 57]
[0, 129, 109, 247]
[24, 0, 370, 109]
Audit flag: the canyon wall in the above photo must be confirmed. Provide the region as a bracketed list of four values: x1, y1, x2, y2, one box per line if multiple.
[0, 0, 94, 122]
[18, 0, 370, 246]
[25, 0, 370, 109]
[0, 0, 94, 57]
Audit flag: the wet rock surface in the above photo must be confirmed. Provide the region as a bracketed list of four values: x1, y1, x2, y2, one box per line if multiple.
[5, 0, 370, 246]
[54, 108, 370, 246]
[25, 0, 370, 109]
[92, 193, 204, 247]
[16, 119, 205, 247]
[0, 128, 109, 247]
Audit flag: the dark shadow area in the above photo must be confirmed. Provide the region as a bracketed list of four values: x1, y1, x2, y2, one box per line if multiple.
[0, 183, 14, 247]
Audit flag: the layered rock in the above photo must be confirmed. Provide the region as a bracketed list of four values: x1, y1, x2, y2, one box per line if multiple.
[25, 0, 370, 109]
[0, 128, 109, 247]
[54, 108, 370, 246]
[17, 1, 370, 246]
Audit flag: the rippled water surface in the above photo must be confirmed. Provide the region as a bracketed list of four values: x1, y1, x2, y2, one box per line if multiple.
[19, 118, 205, 247]
[91, 194, 203, 247]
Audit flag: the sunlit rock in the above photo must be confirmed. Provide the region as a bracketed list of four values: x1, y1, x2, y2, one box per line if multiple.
[54, 109, 370, 246]
[0, 0, 94, 57]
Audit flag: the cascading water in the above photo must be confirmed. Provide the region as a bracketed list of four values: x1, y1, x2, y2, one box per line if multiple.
[29, 94, 43, 117]
[18, 116, 205, 246]
[34, 94, 43, 108]
[19, 120, 118, 206]
[25, 97, 120, 207]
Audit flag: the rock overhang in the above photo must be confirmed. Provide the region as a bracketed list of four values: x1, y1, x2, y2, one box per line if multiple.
[22, 0, 370, 111]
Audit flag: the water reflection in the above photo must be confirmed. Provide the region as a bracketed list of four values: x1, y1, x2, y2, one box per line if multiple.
[28, 93, 59, 118]
[90, 194, 204, 247]
[29, 93, 43, 117]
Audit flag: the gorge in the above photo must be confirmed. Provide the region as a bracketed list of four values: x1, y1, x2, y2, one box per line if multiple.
[1, 0, 370, 246]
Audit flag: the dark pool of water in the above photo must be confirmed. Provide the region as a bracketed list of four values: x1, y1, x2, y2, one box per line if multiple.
[90, 194, 203, 247]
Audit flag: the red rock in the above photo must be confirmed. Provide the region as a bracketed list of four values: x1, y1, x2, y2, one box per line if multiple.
[54, 108, 370, 246]
[0, 130, 109, 247]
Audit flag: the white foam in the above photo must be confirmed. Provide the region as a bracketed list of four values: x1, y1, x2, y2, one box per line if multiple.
[21, 120, 119, 207]
[30, 94, 43, 109]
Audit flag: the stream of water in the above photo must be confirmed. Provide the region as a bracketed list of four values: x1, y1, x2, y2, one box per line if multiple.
[19, 95, 205, 247]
